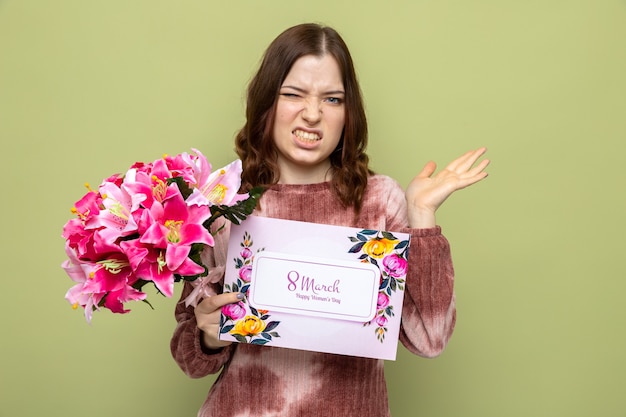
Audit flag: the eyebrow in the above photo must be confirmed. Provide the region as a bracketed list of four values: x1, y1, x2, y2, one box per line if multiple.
[280, 85, 345, 95]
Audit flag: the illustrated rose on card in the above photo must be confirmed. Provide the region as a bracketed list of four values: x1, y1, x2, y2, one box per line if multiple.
[220, 232, 281, 345]
[348, 230, 409, 342]
[222, 301, 246, 321]
[228, 307, 281, 345]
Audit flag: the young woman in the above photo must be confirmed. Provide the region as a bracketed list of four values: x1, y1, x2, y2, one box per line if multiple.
[171, 23, 489, 417]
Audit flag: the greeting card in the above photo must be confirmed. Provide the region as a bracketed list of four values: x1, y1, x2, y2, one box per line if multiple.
[219, 215, 411, 360]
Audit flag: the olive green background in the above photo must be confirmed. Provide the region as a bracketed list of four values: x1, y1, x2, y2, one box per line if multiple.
[1, 1, 625, 416]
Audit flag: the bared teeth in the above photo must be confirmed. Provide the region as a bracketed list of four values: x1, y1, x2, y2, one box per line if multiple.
[294, 130, 320, 141]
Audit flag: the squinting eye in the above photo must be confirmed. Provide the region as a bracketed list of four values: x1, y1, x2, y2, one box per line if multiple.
[325, 97, 343, 104]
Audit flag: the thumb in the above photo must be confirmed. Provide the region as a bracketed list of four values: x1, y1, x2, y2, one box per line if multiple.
[416, 161, 437, 179]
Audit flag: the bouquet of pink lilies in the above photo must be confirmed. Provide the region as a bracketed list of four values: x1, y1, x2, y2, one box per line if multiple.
[61, 149, 262, 322]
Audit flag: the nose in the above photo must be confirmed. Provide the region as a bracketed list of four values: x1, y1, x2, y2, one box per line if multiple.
[301, 97, 322, 124]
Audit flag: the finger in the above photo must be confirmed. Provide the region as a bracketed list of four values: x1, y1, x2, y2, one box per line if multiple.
[195, 302, 229, 327]
[416, 161, 437, 179]
[196, 292, 244, 314]
[197, 314, 233, 349]
[456, 169, 489, 190]
[443, 149, 475, 172]
[447, 147, 488, 172]
[460, 147, 488, 171]
[464, 158, 490, 177]
[205, 307, 226, 322]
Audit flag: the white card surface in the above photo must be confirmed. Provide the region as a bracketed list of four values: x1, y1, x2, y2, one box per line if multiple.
[249, 251, 380, 322]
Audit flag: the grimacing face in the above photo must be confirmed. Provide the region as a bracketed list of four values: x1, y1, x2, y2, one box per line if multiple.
[271, 54, 346, 184]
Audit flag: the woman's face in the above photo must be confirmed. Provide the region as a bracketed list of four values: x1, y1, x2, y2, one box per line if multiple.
[272, 54, 345, 184]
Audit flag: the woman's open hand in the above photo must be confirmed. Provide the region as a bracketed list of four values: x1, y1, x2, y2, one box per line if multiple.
[406, 147, 490, 228]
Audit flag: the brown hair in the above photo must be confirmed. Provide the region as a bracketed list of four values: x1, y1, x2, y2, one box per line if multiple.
[235, 23, 372, 211]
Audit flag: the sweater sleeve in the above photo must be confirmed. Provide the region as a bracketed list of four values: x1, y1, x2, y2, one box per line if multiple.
[382, 177, 456, 358]
[397, 227, 456, 358]
[170, 220, 235, 378]
[170, 281, 235, 378]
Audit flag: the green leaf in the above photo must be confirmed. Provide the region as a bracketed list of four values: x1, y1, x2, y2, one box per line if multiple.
[382, 231, 397, 240]
[232, 334, 248, 343]
[356, 233, 368, 242]
[395, 240, 409, 250]
[359, 229, 378, 235]
[167, 176, 194, 199]
[220, 325, 234, 334]
[204, 186, 265, 228]
[264, 321, 280, 332]
[131, 279, 149, 291]
[251, 338, 270, 345]
[348, 241, 365, 253]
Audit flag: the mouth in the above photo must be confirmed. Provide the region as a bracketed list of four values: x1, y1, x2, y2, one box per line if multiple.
[293, 129, 321, 144]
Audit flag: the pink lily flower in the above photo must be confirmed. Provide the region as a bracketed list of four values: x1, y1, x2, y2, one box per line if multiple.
[186, 158, 248, 207]
[120, 239, 174, 296]
[89, 180, 146, 247]
[62, 189, 104, 260]
[83, 256, 135, 295]
[62, 218, 100, 261]
[140, 185, 214, 254]
[164, 152, 198, 185]
[117, 187, 211, 296]
[128, 161, 154, 176]
[150, 156, 196, 186]
[122, 167, 178, 210]
[71, 189, 102, 223]
[62, 244, 104, 323]
[140, 186, 213, 269]
[121, 239, 205, 298]
[61, 148, 261, 321]
[180, 148, 212, 189]
[101, 285, 147, 315]
[62, 243, 141, 322]
[102, 172, 124, 187]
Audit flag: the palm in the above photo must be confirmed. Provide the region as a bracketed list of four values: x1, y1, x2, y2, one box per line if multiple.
[406, 148, 489, 213]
